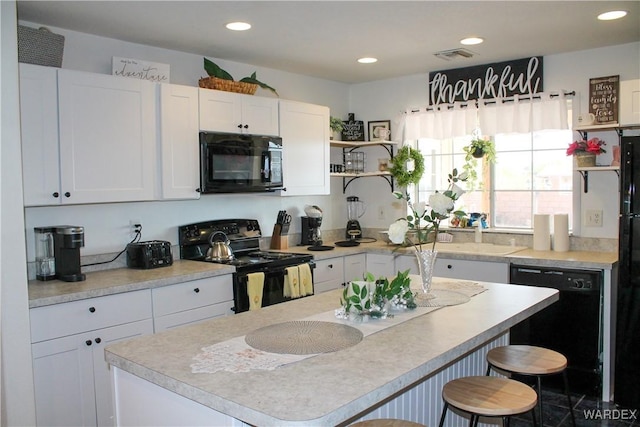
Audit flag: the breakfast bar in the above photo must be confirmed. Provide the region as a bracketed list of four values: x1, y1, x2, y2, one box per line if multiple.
[105, 281, 558, 426]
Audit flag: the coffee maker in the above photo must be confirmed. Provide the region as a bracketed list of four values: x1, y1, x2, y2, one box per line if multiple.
[53, 225, 86, 282]
[346, 196, 366, 239]
[301, 216, 323, 246]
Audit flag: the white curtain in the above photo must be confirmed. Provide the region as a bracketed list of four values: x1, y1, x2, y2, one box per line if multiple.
[401, 102, 478, 141]
[400, 92, 569, 141]
[478, 92, 569, 135]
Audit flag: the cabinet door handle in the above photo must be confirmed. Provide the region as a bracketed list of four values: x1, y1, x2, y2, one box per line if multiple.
[447, 264, 453, 269]
[52, 192, 59, 198]
[85, 340, 92, 346]
[64, 192, 71, 198]
[89, 306, 96, 313]
[243, 124, 249, 129]
[95, 338, 102, 344]
[328, 264, 333, 268]
[193, 288, 200, 293]
[237, 124, 243, 129]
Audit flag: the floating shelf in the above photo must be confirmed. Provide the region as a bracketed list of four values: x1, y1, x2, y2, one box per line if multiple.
[575, 166, 620, 193]
[329, 140, 397, 193]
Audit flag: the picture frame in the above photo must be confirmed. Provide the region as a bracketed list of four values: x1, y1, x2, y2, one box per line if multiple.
[368, 120, 391, 141]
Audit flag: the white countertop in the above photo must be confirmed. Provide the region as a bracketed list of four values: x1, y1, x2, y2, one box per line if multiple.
[105, 282, 558, 426]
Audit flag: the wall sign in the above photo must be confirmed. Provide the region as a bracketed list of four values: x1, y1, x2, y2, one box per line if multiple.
[428, 56, 543, 105]
[341, 113, 365, 142]
[589, 75, 619, 125]
[112, 57, 170, 83]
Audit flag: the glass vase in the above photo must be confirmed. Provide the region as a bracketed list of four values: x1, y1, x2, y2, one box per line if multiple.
[416, 249, 437, 298]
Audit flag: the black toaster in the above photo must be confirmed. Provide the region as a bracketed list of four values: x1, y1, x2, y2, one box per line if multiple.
[126, 240, 173, 269]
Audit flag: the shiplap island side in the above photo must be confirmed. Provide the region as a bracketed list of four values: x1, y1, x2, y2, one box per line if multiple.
[105, 282, 558, 426]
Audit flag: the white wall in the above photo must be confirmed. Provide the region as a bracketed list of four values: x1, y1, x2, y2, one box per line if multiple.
[2, 2, 37, 425]
[348, 42, 640, 238]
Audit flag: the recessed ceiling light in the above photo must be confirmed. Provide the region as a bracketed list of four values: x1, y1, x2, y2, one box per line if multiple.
[226, 22, 251, 31]
[598, 10, 627, 20]
[358, 57, 378, 64]
[460, 37, 483, 46]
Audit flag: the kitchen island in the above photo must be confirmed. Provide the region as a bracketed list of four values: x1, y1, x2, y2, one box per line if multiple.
[105, 281, 558, 426]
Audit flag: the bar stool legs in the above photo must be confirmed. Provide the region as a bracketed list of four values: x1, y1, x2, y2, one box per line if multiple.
[486, 345, 576, 427]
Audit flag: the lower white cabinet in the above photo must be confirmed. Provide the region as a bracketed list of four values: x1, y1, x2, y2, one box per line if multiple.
[395, 255, 509, 283]
[30, 290, 153, 427]
[314, 257, 345, 293]
[152, 275, 234, 332]
[366, 253, 396, 279]
[344, 253, 366, 283]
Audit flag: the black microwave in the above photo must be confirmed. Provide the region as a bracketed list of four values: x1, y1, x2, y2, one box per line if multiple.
[199, 132, 284, 194]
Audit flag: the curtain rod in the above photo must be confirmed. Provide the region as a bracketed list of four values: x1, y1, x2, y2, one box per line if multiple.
[408, 91, 575, 113]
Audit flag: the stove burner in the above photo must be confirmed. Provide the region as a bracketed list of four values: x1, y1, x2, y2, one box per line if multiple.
[248, 251, 297, 260]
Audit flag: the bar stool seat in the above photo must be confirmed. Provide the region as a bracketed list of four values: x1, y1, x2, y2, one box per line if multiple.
[439, 376, 538, 426]
[351, 419, 425, 427]
[486, 345, 576, 426]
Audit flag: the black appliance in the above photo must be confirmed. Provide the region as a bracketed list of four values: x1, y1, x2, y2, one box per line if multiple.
[509, 265, 603, 397]
[178, 219, 314, 313]
[615, 135, 640, 408]
[53, 225, 86, 282]
[300, 216, 323, 246]
[199, 132, 283, 194]
[126, 240, 173, 269]
[345, 196, 365, 239]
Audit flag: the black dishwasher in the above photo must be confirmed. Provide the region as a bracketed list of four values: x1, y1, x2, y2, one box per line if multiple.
[509, 265, 603, 397]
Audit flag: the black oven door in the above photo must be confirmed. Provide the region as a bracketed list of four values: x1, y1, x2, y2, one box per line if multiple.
[233, 266, 314, 313]
[199, 132, 283, 193]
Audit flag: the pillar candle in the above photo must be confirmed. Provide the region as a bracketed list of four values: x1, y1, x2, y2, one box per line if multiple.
[533, 214, 551, 251]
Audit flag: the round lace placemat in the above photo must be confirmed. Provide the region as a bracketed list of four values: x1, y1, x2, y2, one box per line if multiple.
[414, 289, 471, 307]
[245, 321, 363, 355]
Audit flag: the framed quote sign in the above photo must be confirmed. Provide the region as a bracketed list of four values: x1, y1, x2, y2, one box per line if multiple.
[589, 75, 619, 125]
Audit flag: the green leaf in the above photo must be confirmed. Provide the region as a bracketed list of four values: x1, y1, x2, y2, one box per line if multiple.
[360, 286, 368, 299]
[351, 283, 361, 295]
[203, 58, 234, 80]
[365, 272, 375, 282]
[240, 73, 279, 96]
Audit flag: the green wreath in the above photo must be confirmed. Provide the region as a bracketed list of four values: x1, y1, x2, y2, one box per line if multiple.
[390, 146, 425, 187]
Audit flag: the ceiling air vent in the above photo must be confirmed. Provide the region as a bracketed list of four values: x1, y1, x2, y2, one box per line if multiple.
[434, 48, 475, 61]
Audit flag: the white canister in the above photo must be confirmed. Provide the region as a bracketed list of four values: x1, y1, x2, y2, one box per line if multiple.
[533, 214, 551, 251]
[553, 214, 570, 252]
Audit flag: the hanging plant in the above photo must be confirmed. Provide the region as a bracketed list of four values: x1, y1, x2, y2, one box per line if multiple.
[389, 146, 425, 187]
[462, 138, 496, 190]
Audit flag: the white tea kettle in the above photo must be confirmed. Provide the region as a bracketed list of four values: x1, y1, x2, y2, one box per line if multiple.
[206, 231, 234, 261]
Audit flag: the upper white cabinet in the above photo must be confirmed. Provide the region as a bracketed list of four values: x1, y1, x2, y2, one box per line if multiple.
[158, 83, 200, 200]
[19, 64, 61, 206]
[198, 89, 279, 136]
[58, 69, 157, 204]
[620, 79, 640, 126]
[279, 100, 330, 196]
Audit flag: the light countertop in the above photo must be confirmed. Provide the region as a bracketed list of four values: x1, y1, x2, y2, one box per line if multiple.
[105, 282, 559, 426]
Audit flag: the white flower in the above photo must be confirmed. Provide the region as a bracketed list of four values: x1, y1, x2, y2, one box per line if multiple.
[388, 220, 409, 244]
[451, 183, 466, 199]
[429, 192, 454, 216]
[414, 201, 427, 217]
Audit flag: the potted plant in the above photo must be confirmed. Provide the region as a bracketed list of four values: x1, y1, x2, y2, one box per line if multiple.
[200, 58, 278, 96]
[330, 116, 344, 140]
[566, 137, 606, 167]
[462, 138, 496, 190]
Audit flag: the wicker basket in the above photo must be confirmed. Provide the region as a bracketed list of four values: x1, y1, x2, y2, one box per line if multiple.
[198, 76, 257, 95]
[17, 25, 65, 68]
[575, 152, 596, 167]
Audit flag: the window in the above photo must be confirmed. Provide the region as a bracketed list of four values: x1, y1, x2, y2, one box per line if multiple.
[413, 129, 573, 230]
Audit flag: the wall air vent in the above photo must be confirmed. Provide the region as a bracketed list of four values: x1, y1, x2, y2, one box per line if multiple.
[434, 48, 475, 61]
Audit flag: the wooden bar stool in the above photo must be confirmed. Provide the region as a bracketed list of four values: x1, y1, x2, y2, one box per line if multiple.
[486, 345, 576, 427]
[351, 419, 425, 427]
[438, 376, 538, 427]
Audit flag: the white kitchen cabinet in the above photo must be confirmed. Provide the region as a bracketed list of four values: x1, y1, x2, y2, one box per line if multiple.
[620, 79, 640, 126]
[279, 100, 330, 195]
[57, 69, 157, 204]
[313, 257, 345, 294]
[344, 253, 366, 283]
[366, 253, 395, 279]
[395, 255, 508, 283]
[19, 64, 62, 206]
[158, 83, 200, 199]
[152, 275, 234, 332]
[30, 290, 153, 427]
[198, 89, 279, 136]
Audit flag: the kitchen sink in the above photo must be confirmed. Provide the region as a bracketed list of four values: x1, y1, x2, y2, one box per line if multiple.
[432, 242, 527, 255]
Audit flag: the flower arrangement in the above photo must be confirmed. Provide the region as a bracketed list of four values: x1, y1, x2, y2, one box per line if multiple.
[566, 137, 606, 156]
[387, 168, 467, 251]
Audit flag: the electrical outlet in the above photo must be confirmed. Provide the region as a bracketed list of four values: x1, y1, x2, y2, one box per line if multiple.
[129, 220, 141, 238]
[585, 210, 603, 227]
[377, 206, 386, 220]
